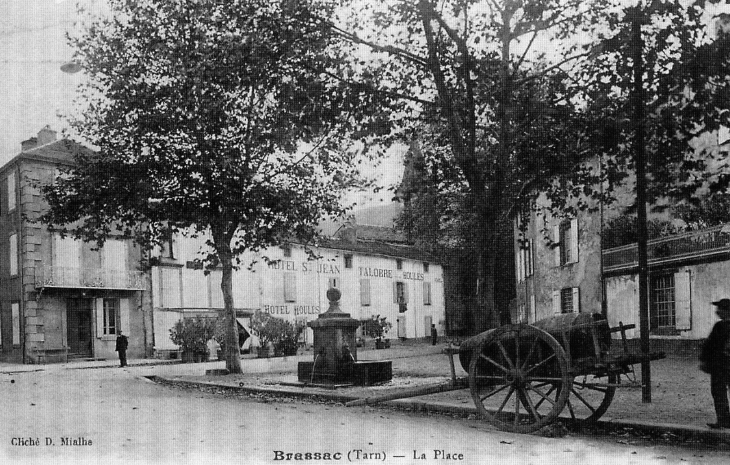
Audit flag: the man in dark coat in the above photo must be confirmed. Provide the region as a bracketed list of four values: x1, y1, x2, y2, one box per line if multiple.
[115, 330, 129, 367]
[700, 299, 730, 429]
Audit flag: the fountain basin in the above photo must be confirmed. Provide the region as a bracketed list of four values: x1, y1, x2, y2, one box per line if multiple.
[297, 359, 392, 386]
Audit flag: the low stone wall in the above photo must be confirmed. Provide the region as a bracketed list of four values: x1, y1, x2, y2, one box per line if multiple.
[616, 337, 705, 358]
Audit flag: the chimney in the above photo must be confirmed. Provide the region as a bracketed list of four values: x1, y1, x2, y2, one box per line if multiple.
[338, 218, 358, 244]
[36, 125, 57, 146]
[21, 137, 38, 151]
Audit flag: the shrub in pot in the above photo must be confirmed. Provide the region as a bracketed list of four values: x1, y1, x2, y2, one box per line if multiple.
[360, 315, 392, 349]
[169, 316, 215, 362]
[250, 310, 303, 357]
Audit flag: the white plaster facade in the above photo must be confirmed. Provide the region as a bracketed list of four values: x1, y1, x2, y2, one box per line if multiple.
[151, 231, 445, 353]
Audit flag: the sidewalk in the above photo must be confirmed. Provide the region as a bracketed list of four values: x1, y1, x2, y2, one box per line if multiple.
[148, 340, 730, 442]
[3, 339, 729, 442]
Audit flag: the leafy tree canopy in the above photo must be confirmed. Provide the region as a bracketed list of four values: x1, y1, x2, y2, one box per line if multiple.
[40, 0, 387, 372]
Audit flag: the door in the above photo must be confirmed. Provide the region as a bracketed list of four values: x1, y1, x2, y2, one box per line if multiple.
[67, 299, 93, 358]
[424, 315, 432, 339]
[397, 315, 407, 338]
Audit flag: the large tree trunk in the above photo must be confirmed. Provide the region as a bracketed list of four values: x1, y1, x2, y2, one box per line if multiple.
[215, 229, 242, 374]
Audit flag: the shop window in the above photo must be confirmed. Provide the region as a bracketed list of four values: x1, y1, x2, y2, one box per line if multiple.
[103, 299, 118, 335]
[284, 272, 297, 302]
[344, 254, 353, 269]
[9, 233, 18, 276]
[360, 279, 371, 306]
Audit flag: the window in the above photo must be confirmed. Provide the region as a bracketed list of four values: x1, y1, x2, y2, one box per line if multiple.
[328, 277, 339, 289]
[360, 279, 371, 306]
[103, 299, 118, 335]
[516, 238, 533, 282]
[7, 172, 16, 212]
[160, 267, 182, 308]
[394, 281, 408, 312]
[284, 272, 297, 302]
[9, 233, 18, 276]
[423, 282, 432, 305]
[650, 274, 675, 330]
[161, 230, 175, 259]
[344, 254, 353, 269]
[423, 262, 429, 273]
[554, 218, 578, 266]
[649, 271, 691, 333]
[11, 302, 20, 345]
[396, 259, 403, 270]
[552, 287, 579, 314]
[283, 246, 292, 258]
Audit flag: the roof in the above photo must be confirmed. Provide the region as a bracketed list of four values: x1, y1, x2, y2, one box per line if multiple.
[1, 138, 91, 174]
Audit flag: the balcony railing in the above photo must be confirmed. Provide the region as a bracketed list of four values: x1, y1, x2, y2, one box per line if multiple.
[602, 224, 730, 273]
[36, 265, 145, 290]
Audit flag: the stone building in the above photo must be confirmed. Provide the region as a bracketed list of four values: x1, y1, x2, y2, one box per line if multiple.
[0, 127, 151, 363]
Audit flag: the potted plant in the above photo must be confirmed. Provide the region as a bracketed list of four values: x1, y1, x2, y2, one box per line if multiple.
[275, 320, 306, 356]
[169, 316, 215, 362]
[360, 315, 392, 349]
[250, 310, 298, 358]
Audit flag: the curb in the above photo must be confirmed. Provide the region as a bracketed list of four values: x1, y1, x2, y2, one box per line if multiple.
[150, 375, 730, 443]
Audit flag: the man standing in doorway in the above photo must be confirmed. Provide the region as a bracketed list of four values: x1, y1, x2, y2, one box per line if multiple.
[115, 329, 129, 367]
[700, 299, 730, 429]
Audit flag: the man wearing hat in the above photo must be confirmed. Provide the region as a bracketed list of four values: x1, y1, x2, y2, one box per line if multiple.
[700, 299, 730, 429]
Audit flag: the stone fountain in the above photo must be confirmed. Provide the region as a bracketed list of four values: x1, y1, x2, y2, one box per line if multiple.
[297, 288, 392, 386]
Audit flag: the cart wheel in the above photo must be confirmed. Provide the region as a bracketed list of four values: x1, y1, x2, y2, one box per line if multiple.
[469, 324, 572, 433]
[565, 372, 617, 423]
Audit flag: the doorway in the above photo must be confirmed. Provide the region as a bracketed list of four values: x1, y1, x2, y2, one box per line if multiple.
[67, 298, 93, 358]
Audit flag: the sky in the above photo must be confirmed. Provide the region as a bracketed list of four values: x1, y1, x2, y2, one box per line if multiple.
[0, 0, 404, 210]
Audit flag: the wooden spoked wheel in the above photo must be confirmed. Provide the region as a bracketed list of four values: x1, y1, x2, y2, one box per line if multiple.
[564, 372, 617, 423]
[468, 324, 572, 433]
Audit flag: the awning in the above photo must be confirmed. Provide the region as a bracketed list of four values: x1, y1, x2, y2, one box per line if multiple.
[235, 318, 251, 338]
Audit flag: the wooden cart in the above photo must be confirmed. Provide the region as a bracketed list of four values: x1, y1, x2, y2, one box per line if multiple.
[457, 312, 665, 433]
[346, 312, 664, 434]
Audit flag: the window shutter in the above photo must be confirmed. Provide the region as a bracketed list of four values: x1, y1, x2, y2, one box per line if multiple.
[423, 282, 431, 305]
[570, 218, 579, 263]
[530, 295, 536, 322]
[393, 282, 398, 303]
[360, 279, 371, 306]
[120, 298, 130, 335]
[11, 303, 20, 345]
[284, 273, 297, 302]
[9, 233, 17, 276]
[552, 290, 561, 314]
[675, 270, 691, 330]
[95, 299, 104, 338]
[553, 225, 561, 266]
[572, 287, 580, 313]
[515, 245, 522, 283]
[403, 283, 409, 303]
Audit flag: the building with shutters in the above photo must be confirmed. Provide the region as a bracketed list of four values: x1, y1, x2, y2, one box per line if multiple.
[602, 224, 730, 347]
[150, 223, 445, 357]
[513, 185, 730, 352]
[0, 127, 151, 364]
